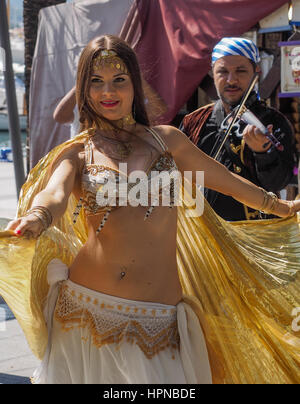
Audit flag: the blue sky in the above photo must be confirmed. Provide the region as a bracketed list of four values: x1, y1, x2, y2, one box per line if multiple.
[10, 0, 23, 7]
[9, 0, 73, 27]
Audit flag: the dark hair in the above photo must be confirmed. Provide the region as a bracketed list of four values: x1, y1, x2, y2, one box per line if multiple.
[249, 59, 257, 72]
[76, 35, 150, 131]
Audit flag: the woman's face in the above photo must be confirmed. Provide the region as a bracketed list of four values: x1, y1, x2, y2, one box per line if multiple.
[89, 63, 134, 122]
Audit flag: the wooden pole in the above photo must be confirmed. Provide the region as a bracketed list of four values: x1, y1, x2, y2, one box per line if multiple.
[7, 0, 10, 25]
[0, 0, 25, 196]
[23, 0, 66, 170]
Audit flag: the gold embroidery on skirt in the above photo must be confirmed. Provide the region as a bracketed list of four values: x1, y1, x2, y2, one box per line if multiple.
[54, 283, 180, 359]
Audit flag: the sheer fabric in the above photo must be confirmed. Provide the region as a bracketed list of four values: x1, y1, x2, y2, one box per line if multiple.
[32, 276, 211, 384]
[0, 130, 299, 383]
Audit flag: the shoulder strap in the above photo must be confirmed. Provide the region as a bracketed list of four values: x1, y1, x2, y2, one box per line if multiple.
[145, 127, 168, 152]
[84, 137, 93, 165]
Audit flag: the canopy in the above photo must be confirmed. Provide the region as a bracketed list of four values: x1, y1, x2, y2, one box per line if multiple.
[29, 0, 289, 165]
[29, 0, 133, 167]
[125, 0, 290, 124]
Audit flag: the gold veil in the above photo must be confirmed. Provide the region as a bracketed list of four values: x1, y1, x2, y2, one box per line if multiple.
[0, 130, 299, 383]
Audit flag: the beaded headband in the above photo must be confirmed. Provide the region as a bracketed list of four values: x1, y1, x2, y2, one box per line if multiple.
[92, 49, 129, 74]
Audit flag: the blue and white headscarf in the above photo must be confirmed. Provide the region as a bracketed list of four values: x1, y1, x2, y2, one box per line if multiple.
[212, 37, 260, 66]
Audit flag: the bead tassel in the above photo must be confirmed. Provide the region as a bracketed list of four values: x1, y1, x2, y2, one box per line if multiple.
[73, 197, 83, 224]
[144, 206, 155, 221]
[96, 208, 112, 234]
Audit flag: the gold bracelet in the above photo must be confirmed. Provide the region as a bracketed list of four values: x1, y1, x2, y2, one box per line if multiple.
[31, 206, 53, 226]
[288, 201, 295, 217]
[267, 193, 278, 214]
[259, 188, 269, 212]
[29, 211, 48, 230]
[25, 206, 53, 231]
[259, 190, 278, 214]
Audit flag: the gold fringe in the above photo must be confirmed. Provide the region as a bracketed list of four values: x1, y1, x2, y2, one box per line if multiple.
[54, 285, 180, 360]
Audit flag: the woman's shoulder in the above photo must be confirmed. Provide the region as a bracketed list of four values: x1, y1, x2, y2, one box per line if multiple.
[149, 124, 185, 151]
[56, 141, 84, 161]
[135, 124, 179, 148]
[49, 140, 85, 173]
[150, 124, 181, 135]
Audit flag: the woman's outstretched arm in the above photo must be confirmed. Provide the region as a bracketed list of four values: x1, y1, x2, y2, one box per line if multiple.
[6, 144, 83, 237]
[159, 125, 297, 218]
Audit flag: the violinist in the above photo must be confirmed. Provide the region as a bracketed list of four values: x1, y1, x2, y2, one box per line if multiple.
[180, 37, 295, 221]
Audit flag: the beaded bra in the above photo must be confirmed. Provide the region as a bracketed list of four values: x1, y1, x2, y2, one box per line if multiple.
[72, 128, 179, 234]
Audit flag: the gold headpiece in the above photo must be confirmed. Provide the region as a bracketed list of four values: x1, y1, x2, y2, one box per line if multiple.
[92, 49, 128, 74]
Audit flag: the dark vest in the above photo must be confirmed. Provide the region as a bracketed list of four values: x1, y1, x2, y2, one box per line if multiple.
[181, 95, 295, 221]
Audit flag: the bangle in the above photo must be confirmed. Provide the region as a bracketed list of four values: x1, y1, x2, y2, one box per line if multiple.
[267, 192, 278, 214]
[259, 189, 278, 214]
[259, 188, 269, 212]
[31, 206, 53, 226]
[288, 201, 295, 217]
[29, 211, 48, 230]
[24, 206, 53, 232]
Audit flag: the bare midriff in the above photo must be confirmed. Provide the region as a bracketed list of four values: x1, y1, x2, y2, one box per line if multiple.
[68, 205, 182, 306]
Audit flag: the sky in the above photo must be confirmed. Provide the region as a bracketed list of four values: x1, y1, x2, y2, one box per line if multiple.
[10, 0, 22, 6]
[9, 1, 23, 28]
[8, 0, 73, 28]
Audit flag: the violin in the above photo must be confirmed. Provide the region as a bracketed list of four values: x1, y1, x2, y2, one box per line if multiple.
[215, 73, 284, 160]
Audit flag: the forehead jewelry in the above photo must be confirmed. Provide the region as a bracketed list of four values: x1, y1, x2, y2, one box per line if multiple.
[92, 49, 129, 74]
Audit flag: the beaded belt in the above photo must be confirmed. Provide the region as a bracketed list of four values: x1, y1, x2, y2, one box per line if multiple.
[54, 280, 180, 359]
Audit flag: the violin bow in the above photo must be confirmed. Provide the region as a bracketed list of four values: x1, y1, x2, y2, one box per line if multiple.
[214, 72, 259, 160]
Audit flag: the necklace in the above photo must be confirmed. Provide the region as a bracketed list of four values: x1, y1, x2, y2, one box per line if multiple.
[92, 129, 135, 161]
[93, 113, 136, 160]
[100, 133, 133, 159]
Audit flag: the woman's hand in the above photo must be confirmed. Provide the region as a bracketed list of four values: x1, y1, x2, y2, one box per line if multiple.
[5, 213, 45, 239]
[5, 144, 82, 239]
[274, 198, 300, 218]
[287, 199, 300, 218]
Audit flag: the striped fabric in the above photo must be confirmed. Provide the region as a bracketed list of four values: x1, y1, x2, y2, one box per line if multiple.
[212, 37, 260, 65]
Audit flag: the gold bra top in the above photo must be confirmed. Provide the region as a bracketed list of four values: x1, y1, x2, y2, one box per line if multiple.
[73, 127, 179, 234]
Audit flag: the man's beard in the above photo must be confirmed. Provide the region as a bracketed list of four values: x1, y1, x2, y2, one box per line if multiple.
[217, 87, 242, 111]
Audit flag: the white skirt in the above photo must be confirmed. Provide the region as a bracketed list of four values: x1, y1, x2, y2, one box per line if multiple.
[33, 260, 212, 384]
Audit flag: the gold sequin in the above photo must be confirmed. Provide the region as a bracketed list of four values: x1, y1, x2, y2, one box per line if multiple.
[54, 285, 179, 360]
[234, 164, 242, 174]
[92, 49, 129, 74]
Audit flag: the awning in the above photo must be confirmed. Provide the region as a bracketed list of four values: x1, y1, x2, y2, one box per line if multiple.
[29, 0, 289, 165]
[29, 0, 133, 166]
[123, 0, 290, 124]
